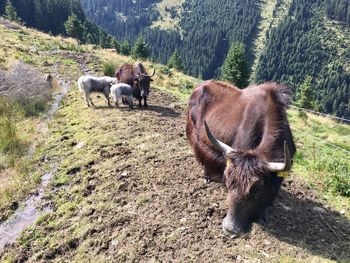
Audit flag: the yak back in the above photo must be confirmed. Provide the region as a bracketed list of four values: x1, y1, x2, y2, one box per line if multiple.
[187, 80, 295, 166]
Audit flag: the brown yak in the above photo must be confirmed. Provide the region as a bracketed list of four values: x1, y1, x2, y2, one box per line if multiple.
[115, 63, 155, 109]
[186, 80, 296, 238]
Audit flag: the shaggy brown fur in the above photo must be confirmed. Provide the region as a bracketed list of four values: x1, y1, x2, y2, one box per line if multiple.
[186, 80, 296, 232]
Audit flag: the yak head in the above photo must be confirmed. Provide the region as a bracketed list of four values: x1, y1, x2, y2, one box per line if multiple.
[132, 68, 155, 98]
[204, 121, 291, 238]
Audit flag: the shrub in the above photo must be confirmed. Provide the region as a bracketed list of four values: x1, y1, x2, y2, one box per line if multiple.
[323, 159, 350, 197]
[102, 61, 116, 77]
[158, 65, 172, 77]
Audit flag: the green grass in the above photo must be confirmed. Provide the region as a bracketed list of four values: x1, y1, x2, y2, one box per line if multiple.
[101, 60, 117, 77]
[288, 110, 350, 197]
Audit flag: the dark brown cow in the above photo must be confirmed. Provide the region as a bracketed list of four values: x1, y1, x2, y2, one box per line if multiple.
[115, 63, 155, 109]
[186, 80, 296, 238]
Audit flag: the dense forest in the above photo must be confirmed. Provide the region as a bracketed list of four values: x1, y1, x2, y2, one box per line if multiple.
[326, 0, 350, 25]
[81, 0, 260, 79]
[0, 0, 116, 47]
[256, 0, 350, 118]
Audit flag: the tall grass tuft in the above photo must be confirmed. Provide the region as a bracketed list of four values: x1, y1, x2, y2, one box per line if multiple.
[102, 61, 117, 77]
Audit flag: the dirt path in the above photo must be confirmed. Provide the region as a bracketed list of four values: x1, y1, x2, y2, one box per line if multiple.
[1, 80, 349, 262]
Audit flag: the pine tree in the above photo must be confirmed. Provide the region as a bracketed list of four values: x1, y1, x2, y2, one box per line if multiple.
[4, 0, 21, 23]
[120, 40, 131, 55]
[131, 36, 149, 60]
[220, 42, 250, 88]
[64, 13, 85, 42]
[167, 49, 183, 71]
[296, 76, 317, 110]
[112, 39, 121, 53]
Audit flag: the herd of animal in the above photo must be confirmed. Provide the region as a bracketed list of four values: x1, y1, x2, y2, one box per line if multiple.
[77, 63, 155, 109]
[77, 62, 296, 239]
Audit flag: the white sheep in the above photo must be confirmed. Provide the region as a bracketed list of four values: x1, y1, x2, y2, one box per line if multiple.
[77, 76, 118, 107]
[110, 83, 134, 109]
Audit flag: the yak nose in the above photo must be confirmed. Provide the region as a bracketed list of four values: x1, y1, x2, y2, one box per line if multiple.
[222, 216, 244, 239]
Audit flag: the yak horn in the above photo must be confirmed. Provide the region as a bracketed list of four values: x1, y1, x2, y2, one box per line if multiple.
[266, 141, 291, 172]
[141, 67, 156, 77]
[149, 67, 156, 77]
[204, 120, 235, 155]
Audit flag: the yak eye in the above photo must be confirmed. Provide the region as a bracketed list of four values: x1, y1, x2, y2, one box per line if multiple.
[150, 78, 154, 82]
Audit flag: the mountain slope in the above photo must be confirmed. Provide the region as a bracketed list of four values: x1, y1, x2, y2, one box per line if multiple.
[255, 0, 350, 118]
[81, 0, 261, 79]
[81, 0, 350, 118]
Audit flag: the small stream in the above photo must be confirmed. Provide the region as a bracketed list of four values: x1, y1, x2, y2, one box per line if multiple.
[0, 77, 71, 253]
[0, 170, 54, 251]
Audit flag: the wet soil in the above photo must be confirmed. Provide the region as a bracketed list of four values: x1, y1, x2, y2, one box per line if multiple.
[0, 86, 349, 262]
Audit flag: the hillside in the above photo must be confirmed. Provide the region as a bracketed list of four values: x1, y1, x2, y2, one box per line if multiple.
[80, 0, 350, 119]
[0, 19, 349, 262]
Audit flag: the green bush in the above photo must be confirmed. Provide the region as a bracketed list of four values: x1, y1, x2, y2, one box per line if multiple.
[102, 61, 116, 77]
[323, 159, 350, 197]
[17, 97, 48, 117]
[158, 65, 172, 77]
[179, 80, 194, 93]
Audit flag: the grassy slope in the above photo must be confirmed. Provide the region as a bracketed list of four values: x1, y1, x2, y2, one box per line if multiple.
[0, 20, 349, 262]
[0, 20, 198, 222]
[0, 21, 84, 221]
[321, 17, 350, 73]
[150, 0, 185, 32]
[250, 0, 292, 80]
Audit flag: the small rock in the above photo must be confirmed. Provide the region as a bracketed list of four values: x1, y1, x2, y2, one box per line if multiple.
[110, 239, 119, 247]
[236, 255, 242, 261]
[263, 240, 271, 245]
[120, 171, 128, 177]
[75, 141, 85, 149]
[212, 203, 219, 208]
[261, 251, 270, 258]
[281, 204, 292, 211]
[313, 206, 326, 214]
[180, 218, 187, 223]
[340, 209, 346, 215]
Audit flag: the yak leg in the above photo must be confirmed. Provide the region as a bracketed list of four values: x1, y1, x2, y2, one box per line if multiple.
[128, 97, 133, 109]
[143, 97, 148, 109]
[138, 98, 143, 109]
[122, 97, 128, 105]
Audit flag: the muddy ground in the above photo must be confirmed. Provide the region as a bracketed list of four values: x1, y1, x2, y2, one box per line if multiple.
[1, 83, 350, 262]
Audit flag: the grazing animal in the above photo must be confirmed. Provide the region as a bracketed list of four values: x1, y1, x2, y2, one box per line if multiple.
[115, 63, 155, 109]
[77, 76, 117, 107]
[186, 80, 296, 238]
[110, 83, 134, 109]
